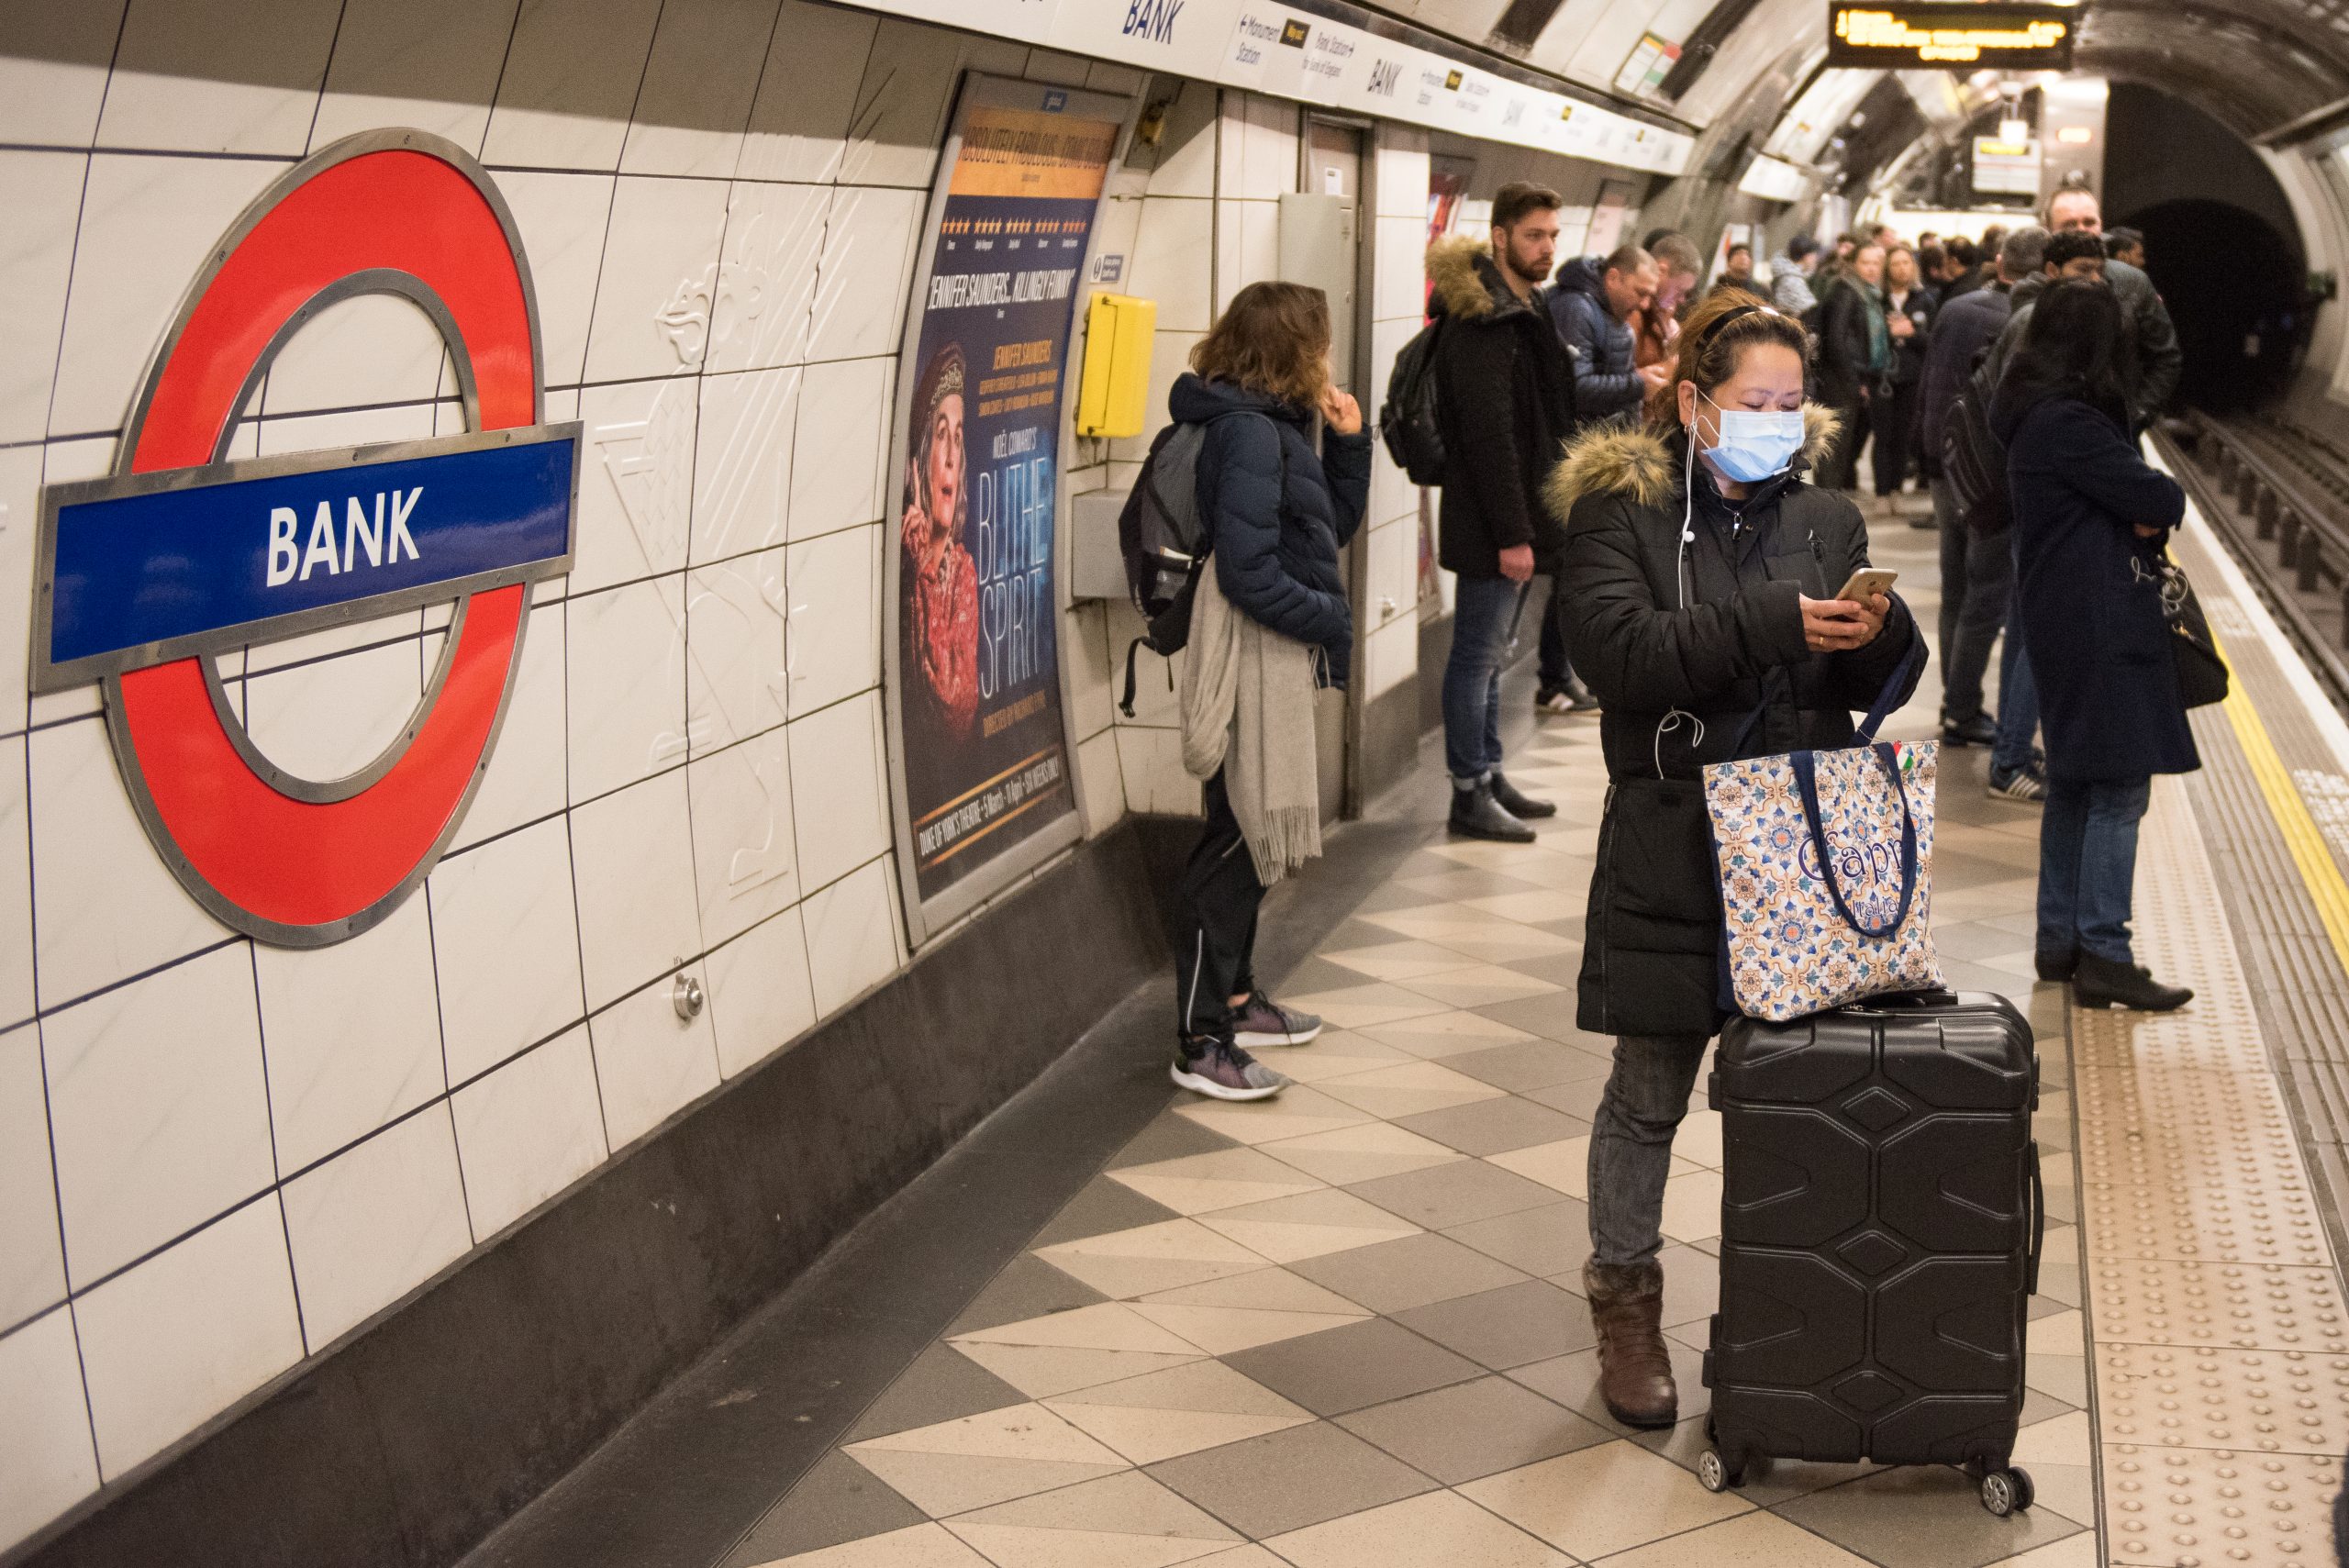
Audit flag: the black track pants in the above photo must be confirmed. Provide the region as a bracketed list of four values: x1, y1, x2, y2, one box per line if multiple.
[1174, 770, 1264, 1040]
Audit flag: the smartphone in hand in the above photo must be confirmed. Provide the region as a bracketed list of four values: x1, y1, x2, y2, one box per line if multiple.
[1834, 567, 1898, 605]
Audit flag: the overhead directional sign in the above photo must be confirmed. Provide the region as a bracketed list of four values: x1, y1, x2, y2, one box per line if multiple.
[1826, 1, 2078, 69]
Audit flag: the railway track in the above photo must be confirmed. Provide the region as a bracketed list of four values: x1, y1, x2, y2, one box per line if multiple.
[2157, 410, 2349, 711]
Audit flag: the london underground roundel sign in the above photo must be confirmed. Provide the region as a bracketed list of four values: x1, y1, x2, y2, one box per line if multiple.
[31, 130, 578, 947]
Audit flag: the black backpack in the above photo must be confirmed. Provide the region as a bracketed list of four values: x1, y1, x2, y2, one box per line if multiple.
[1379, 317, 1446, 484]
[1113, 413, 1285, 716]
[1115, 421, 1214, 717]
[1940, 353, 2010, 536]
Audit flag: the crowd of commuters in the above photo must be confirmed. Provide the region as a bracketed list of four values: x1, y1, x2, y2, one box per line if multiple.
[1155, 175, 2197, 1121]
[1145, 177, 2199, 1429]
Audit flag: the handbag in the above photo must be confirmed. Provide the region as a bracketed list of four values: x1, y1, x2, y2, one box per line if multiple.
[1703, 644, 1943, 1022]
[2156, 551, 2229, 709]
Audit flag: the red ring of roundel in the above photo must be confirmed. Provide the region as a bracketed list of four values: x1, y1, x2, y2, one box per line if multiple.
[110, 143, 538, 936]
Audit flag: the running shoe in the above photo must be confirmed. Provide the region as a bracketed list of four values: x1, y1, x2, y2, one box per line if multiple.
[1986, 761, 2048, 804]
[1170, 1036, 1290, 1100]
[1230, 993, 1323, 1048]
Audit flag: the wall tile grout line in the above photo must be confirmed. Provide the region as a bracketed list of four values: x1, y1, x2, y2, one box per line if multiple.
[0, 49, 1455, 1556]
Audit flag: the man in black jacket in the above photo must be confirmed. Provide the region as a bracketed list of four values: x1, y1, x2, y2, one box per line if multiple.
[1427, 183, 1577, 841]
[1920, 227, 2044, 750]
[1988, 188, 2181, 427]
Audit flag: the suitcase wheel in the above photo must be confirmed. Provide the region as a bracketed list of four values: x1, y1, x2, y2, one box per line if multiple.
[1978, 1466, 2033, 1517]
[1697, 1447, 1743, 1493]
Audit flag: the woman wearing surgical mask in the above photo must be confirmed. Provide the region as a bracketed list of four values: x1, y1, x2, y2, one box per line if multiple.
[1542, 292, 1923, 1432]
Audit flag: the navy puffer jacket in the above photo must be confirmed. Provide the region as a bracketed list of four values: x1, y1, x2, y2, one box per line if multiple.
[1172, 372, 1370, 684]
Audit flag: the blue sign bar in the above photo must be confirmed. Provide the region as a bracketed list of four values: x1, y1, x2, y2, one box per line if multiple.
[35, 424, 579, 690]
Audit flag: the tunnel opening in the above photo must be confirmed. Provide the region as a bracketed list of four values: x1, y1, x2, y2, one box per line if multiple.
[2120, 197, 2305, 413]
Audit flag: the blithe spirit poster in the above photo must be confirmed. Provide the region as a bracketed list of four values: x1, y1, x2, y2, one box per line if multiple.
[889, 78, 1124, 932]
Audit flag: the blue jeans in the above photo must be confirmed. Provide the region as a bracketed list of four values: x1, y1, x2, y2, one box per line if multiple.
[2038, 774, 2151, 962]
[1991, 585, 2040, 774]
[1445, 574, 1522, 783]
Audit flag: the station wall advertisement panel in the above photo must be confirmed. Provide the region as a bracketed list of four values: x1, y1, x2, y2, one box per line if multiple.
[885, 75, 1129, 944]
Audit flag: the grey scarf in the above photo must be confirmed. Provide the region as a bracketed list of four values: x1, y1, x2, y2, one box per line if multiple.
[1179, 563, 1322, 885]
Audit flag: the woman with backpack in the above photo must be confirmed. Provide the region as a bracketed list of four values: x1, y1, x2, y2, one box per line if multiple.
[1163, 281, 1370, 1100]
[1993, 279, 2197, 1011]
[1548, 291, 1921, 1427]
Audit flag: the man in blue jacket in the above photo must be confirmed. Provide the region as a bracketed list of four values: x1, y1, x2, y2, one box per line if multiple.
[1545, 243, 1664, 426]
[1535, 245, 1664, 713]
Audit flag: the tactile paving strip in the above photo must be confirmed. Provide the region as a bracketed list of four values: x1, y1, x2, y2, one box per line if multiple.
[2079, 1181, 2332, 1269]
[2072, 764, 2349, 1559]
[2098, 1344, 2349, 1455]
[2105, 1443, 2343, 1562]
[2087, 1260, 2349, 1353]
[2072, 1114, 2314, 1194]
[2074, 1064, 2290, 1126]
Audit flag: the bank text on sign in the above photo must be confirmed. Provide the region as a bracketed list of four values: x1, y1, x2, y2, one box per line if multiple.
[35, 427, 577, 690]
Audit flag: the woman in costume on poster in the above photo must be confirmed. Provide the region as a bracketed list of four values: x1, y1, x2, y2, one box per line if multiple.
[901, 343, 981, 747]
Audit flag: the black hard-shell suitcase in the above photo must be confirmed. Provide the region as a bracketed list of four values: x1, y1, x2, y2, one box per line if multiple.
[1698, 991, 2045, 1517]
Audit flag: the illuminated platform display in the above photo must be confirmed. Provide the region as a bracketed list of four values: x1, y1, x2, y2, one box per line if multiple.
[1826, 2, 2078, 68]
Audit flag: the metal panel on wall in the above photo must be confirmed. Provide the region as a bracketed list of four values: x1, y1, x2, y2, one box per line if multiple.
[885, 74, 1133, 947]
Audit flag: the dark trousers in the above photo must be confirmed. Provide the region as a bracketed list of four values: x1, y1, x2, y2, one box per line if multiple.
[1817, 396, 1869, 489]
[1933, 477, 2013, 722]
[1872, 380, 1920, 495]
[1992, 586, 2042, 774]
[1590, 1032, 1710, 1267]
[1536, 577, 1575, 690]
[1175, 770, 1264, 1040]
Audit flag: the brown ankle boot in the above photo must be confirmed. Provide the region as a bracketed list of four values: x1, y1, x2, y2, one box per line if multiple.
[1584, 1259, 1677, 1428]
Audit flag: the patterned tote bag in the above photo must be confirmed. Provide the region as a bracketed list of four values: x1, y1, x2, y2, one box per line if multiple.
[1703, 651, 1943, 1022]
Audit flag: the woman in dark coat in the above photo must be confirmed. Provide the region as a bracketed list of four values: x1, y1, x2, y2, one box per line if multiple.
[1811, 241, 1888, 489]
[1995, 279, 2197, 1011]
[1874, 245, 1935, 503]
[1551, 292, 1922, 1430]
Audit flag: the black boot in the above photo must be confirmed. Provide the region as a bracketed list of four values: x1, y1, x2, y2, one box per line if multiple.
[2073, 951, 2192, 1011]
[1450, 780, 1535, 843]
[1490, 771, 1557, 819]
[2035, 946, 2076, 983]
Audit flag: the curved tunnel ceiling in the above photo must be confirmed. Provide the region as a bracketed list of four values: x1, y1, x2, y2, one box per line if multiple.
[2076, 4, 2349, 136]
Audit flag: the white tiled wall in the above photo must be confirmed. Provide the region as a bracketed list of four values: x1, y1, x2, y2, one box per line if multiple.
[0, 4, 1645, 1551]
[1364, 127, 1434, 703]
[0, 6, 1081, 1550]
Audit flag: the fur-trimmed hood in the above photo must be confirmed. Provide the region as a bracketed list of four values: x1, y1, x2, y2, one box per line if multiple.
[1543, 404, 1842, 519]
[1426, 234, 1526, 323]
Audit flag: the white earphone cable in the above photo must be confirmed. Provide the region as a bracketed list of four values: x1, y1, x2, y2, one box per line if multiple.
[1657, 422, 1702, 779]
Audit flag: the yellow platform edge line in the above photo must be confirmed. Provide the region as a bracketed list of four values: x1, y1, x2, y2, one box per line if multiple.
[2218, 647, 2349, 976]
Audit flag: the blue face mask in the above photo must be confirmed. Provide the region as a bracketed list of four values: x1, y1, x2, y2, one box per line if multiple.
[1698, 392, 1806, 484]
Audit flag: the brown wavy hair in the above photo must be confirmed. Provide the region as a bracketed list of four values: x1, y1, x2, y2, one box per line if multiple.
[1192, 282, 1331, 407]
[1642, 286, 1810, 429]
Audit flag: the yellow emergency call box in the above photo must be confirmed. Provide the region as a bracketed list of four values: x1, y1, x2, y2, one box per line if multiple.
[1074, 293, 1156, 439]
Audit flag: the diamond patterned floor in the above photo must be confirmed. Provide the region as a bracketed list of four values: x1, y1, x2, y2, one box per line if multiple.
[723, 509, 2349, 1565]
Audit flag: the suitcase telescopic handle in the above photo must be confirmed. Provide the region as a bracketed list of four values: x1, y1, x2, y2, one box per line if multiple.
[2025, 1141, 2045, 1297]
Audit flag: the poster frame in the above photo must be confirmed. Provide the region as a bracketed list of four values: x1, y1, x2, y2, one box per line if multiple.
[882, 72, 1136, 951]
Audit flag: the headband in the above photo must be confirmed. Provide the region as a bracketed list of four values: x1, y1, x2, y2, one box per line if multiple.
[1695, 302, 1782, 353]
